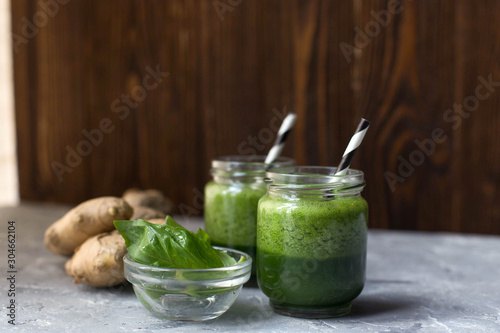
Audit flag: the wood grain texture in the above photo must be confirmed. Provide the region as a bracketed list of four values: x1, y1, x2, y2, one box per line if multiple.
[11, 0, 500, 233]
[353, 0, 500, 233]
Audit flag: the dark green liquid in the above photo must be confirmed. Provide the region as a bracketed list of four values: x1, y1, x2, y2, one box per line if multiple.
[257, 250, 365, 307]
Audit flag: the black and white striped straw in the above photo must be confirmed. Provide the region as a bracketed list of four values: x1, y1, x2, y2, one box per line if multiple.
[265, 113, 297, 164]
[335, 118, 371, 176]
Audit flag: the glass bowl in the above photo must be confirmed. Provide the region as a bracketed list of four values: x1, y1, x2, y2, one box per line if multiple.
[123, 247, 252, 321]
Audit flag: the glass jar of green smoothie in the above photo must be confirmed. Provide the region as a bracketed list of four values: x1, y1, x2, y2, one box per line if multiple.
[257, 166, 368, 318]
[204, 156, 295, 275]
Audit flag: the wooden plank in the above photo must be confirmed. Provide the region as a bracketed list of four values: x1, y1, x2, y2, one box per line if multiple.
[352, 0, 457, 231]
[453, 0, 500, 233]
[353, 0, 500, 234]
[12, 0, 355, 209]
[12, 0, 92, 203]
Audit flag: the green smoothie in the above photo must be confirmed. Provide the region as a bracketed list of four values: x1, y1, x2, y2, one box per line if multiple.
[204, 181, 266, 273]
[257, 194, 368, 315]
[204, 156, 295, 277]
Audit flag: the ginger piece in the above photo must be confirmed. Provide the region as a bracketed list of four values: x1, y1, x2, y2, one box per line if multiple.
[44, 197, 133, 256]
[147, 218, 166, 224]
[123, 188, 174, 215]
[129, 206, 166, 220]
[65, 230, 127, 287]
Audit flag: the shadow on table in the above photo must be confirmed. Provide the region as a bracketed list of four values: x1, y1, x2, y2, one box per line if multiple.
[213, 293, 272, 329]
[349, 297, 416, 318]
[346, 279, 420, 318]
[216, 278, 429, 328]
[217, 295, 421, 329]
[243, 277, 259, 288]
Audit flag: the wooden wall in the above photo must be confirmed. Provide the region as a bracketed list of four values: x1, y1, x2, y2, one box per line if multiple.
[11, 0, 500, 233]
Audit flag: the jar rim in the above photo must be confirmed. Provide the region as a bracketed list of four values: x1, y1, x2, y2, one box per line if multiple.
[265, 166, 364, 185]
[211, 155, 295, 172]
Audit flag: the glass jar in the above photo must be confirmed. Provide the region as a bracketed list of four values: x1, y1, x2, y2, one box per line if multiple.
[204, 156, 295, 275]
[257, 166, 368, 318]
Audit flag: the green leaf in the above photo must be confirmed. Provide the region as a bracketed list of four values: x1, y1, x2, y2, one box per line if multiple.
[217, 248, 239, 267]
[195, 228, 211, 245]
[113, 217, 238, 269]
[165, 215, 180, 228]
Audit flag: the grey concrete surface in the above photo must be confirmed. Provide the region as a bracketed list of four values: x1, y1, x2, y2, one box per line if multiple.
[0, 203, 499, 332]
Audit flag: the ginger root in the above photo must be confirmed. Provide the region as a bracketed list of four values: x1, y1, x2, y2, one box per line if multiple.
[123, 188, 174, 215]
[65, 230, 127, 287]
[129, 206, 166, 220]
[65, 218, 165, 287]
[44, 197, 133, 256]
[147, 218, 166, 225]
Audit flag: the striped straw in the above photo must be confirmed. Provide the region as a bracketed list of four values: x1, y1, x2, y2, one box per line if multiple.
[335, 118, 371, 176]
[265, 113, 297, 164]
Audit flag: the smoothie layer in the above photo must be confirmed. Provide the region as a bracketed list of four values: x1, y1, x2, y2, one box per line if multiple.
[257, 250, 365, 306]
[204, 181, 266, 247]
[257, 195, 368, 259]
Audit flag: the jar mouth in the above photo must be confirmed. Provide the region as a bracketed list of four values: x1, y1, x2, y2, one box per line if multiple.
[265, 166, 364, 185]
[211, 155, 295, 172]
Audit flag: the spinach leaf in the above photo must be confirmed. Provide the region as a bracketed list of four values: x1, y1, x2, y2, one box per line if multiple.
[114, 217, 238, 269]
